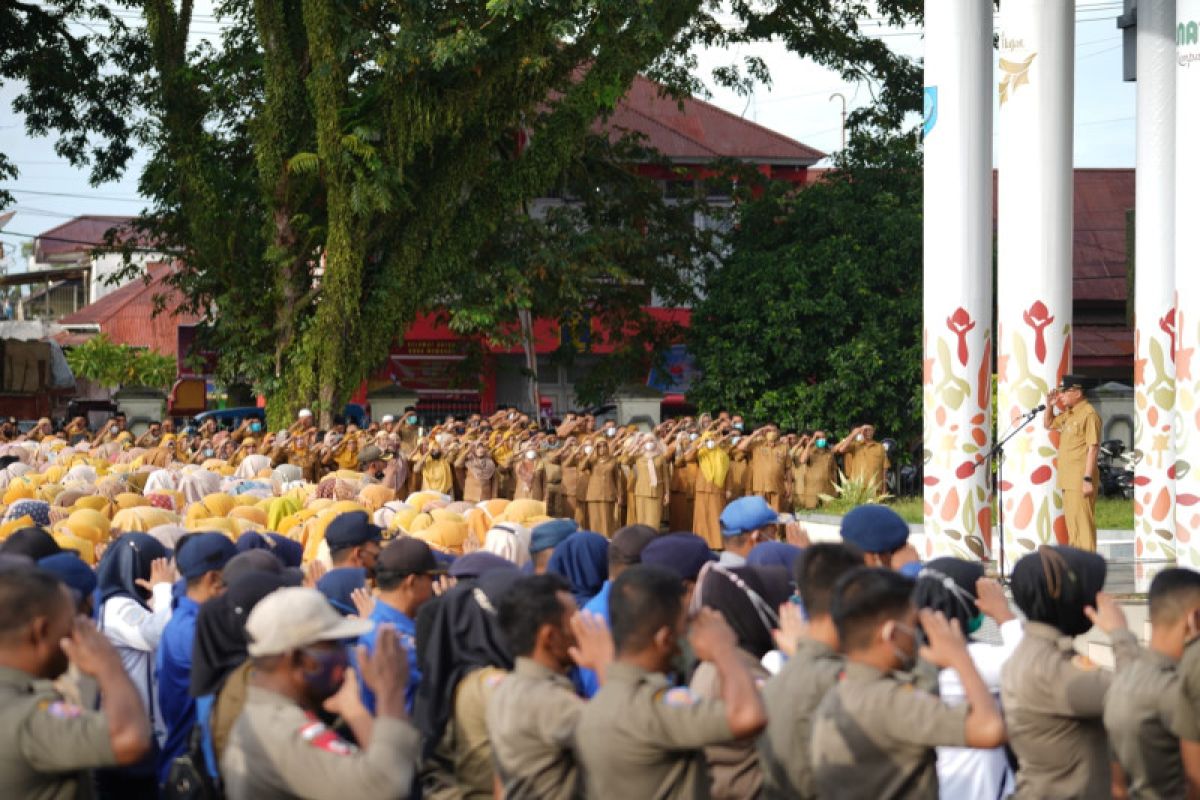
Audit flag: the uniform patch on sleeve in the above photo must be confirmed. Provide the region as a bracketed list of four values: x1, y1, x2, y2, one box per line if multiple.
[659, 687, 698, 707]
[300, 720, 357, 756]
[483, 671, 506, 689]
[41, 700, 83, 719]
[1071, 654, 1099, 672]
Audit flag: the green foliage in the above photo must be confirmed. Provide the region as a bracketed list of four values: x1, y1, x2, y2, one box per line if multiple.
[687, 112, 923, 451]
[65, 334, 176, 390]
[817, 470, 894, 510]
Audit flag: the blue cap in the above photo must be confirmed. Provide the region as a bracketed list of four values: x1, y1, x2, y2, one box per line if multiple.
[176, 532, 239, 580]
[530, 519, 578, 554]
[840, 505, 909, 554]
[640, 533, 716, 581]
[38, 553, 97, 600]
[719, 496, 784, 537]
[325, 511, 382, 552]
[316, 567, 367, 616]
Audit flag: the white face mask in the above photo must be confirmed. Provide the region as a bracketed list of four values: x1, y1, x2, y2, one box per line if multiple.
[731, 436, 741, 446]
[644, 442, 655, 452]
[606, 428, 616, 437]
[706, 440, 716, 450]
[525, 451, 537, 460]
[856, 434, 865, 442]
[689, 433, 699, 441]
[583, 445, 594, 455]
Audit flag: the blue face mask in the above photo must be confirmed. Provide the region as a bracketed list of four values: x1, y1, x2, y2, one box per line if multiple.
[816, 438, 827, 448]
[250, 422, 263, 433]
[301, 645, 349, 701]
[407, 415, 418, 425]
[733, 422, 744, 432]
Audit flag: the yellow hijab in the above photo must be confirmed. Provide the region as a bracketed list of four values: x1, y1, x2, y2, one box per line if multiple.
[697, 435, 731, 488]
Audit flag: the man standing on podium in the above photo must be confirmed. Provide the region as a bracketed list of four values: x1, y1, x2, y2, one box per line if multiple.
[1044, 376, 1102, 552]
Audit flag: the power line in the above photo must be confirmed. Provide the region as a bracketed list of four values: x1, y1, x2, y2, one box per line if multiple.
[2, 188, 146, 203]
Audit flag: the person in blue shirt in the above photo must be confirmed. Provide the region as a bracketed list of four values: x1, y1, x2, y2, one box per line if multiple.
[355, 537, 442, 714]
[577, 524, 657, 698]
[155, 532, 237, 786]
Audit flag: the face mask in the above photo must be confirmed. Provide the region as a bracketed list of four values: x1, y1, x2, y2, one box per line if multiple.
[583, 445, 594, 455]
[204, 449, 214, 458]
[250, 422, 263, 433]
[733, 422, 744, 432]
[407, 415, 418, 425]
[816, 438, 827, 448]
[301, 646, 349, 702]
[705, 440, 716, 450]
[526, 451, 537, 460]
[606, 428, 616, 437]
[967, 613, 985, 635]
[373, 471, 385, 480]
[856, 434, 865, 442]
[430, 450, 441, 459]
[644, 443, 656, 452]
[731, 436, 741, 446]
[689, 433, 698, 441]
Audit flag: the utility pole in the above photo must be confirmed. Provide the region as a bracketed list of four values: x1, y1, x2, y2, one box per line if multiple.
[829, 93, 847, 149]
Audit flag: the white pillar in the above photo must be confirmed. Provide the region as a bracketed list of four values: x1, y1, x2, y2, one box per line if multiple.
[1135, 0, 1178, 569]
[996, 0, 1074, 567]
[922, 0, 994, 562]
[1175, 3, 1200, 566]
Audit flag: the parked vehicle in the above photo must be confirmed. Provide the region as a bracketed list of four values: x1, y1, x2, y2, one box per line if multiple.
[1098, 438, 1135, 500]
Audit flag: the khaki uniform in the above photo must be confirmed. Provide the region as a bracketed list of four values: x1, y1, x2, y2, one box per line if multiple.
[668, 456, 696, 532]
[625, 454, 668, 532]
[486, 657, 583, 800]
[793, 449, 837, 510]
[1104, 647, 1183, 799]
[575, 662, 733, 799]
[1000, 621, 1138, 799]
[287, 447, 320, 484]
[443, 666, 505, 800]
[544, 456, 564, 517]
[690, 449, 728, 549]
[728, 451, 750, 499]
[810, 661, 968, 800]
[569, 453, 591, 527]
[843, 440, 888, 493]
[689, 649, 768, 800]
[221, 685, 420, 800]
[0, 665, 117, 800]
[758, 638, 843, 800]
[583, 457, 622, 537]
[1051, 400, 1102, 551]
[749, 442, 788, 510]
[512, 460, 546, 502]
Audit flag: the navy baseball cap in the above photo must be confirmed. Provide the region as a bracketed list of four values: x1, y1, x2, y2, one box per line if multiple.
[176, 532, 239, 580]
[640, 533, 716, 581]
[719, 496, 785, 537]
[840, 505, 909, 553]
[325, 511, 383, 553]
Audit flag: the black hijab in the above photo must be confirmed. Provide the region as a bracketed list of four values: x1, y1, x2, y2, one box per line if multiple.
[913, 557, 984, 635]
[96, 532, 168, 609]
[413, 569, 520, 757]
[0, 527, 62, 561]
[690, 563, 792, 659]
[190, 571, 295, 697]
[1011, 545, 1106, 637]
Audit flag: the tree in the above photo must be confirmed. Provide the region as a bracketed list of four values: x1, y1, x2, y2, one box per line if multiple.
[687, 107, 923, 450]
[65, 333, 177, 390]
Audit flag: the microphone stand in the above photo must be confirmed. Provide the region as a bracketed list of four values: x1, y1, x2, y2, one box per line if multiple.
[972, 406, 1042, 581]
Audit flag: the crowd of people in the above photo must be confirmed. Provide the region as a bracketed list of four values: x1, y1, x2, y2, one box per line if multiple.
[0, 406, 1186, 800]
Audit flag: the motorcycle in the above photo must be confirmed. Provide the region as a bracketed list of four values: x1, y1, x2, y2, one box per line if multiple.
[1098, 439, 1135, 500]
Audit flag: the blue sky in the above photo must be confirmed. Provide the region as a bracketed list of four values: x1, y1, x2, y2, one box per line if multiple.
[0, 4, 1136, 271]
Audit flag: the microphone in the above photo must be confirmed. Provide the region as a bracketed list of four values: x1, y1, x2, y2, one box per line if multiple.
[1026, 404, 1046, 415]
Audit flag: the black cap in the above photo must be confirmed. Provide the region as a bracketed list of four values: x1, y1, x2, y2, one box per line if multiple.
[376, 537, 442, 579]
[1058, 375, 1087, 392]
[325, 511, 383, 553]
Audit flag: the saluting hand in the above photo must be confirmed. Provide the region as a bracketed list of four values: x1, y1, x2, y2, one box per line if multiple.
[61, 617, 124, 679]
[1084, 592, 1129, 635]
[917, 609, 969, 669]
[688, 607, 738, 663]
[974, 578, 1015, 625]
[771, 602, 807, 658]
[136, 558, 177, 595]
[569, 611, 614, 674]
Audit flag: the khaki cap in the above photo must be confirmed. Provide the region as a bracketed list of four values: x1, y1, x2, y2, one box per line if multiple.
[246, 587, 373, 656]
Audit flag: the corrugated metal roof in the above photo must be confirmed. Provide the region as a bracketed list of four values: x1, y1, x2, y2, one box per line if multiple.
[57, 263, 200, 357]
[33, 215, 136, 263]
[602, 76, 825, 165]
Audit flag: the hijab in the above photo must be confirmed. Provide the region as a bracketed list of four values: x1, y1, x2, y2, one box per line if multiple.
[746, 541, 804, 572]
[191, 572, 295, 697]
[180, 471, 221, 505]
[1011, 545, 1106, 637]
[689, 562, 791, 659]
[4, 499, 50, 527]
[546, 531, 609, 607]
[913, 557, 985, 636]
[0, 527, 62, 560]
[95, 532, 168, 609]
[482, 523, 531, 568]
[414, 569, 520, 756]
[448, 552, 519, 580]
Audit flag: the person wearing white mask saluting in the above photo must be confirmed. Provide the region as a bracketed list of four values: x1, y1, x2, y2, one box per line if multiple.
[689, 430, 732, 549]
[622, 434, 669, 532]
[835, 423, 889, 494]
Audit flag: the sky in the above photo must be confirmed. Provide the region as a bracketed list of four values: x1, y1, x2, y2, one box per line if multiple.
[0, 1, 1135, 272]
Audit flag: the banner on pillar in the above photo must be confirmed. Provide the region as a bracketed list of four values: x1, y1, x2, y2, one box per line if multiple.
[1176, 0, 1200, 566]
[922, 0, 993, 562]
[996, 0, 1074, 566]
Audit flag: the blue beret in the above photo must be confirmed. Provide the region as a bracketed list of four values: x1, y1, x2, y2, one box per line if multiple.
[530, 519, 578, 554]
[640, 533, 716, 581]
[325, 511, 382, 552]
[840, 505, 910, 554]
[316, 567, 367, 616]
[38, 553, 97, 599]
[176, 532, 239, 580]
[720, 496, 784, 536]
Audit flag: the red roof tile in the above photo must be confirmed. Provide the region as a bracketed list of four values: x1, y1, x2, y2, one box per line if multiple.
[57, 263, 200, 357]
[33, 216, 136, 263]
[601, 76, 824, 164]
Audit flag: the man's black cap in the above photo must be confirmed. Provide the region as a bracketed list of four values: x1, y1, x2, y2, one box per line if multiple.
[376, 537, 443, 578]
[325, 510, 383, 552]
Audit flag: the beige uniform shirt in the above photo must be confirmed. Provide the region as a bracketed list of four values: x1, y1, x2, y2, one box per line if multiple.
[0, 666, 116, 800]
[1104, 647, 1183, 800]
[811, 661, 968, 800]
[688, 649, 767, 800]
[844, 440, 889, 491]
[1001, 621, 1138, 799]
[758, 638, 843, 800]
[1172, 636, 1200, 742]
[575, 662, 733, 800]
[486, 657, 583, 800]
[1051, 400, 1102, 488]
[221, 685, 420, 800]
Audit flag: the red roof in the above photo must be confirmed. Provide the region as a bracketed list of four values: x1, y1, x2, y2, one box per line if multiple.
[56, 263, 200, 357]
[33, 215, 136, 263]
[602, 76, 824, 165]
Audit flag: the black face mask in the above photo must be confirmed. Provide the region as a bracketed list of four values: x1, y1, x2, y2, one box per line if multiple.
[374, 471, 385, 480]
